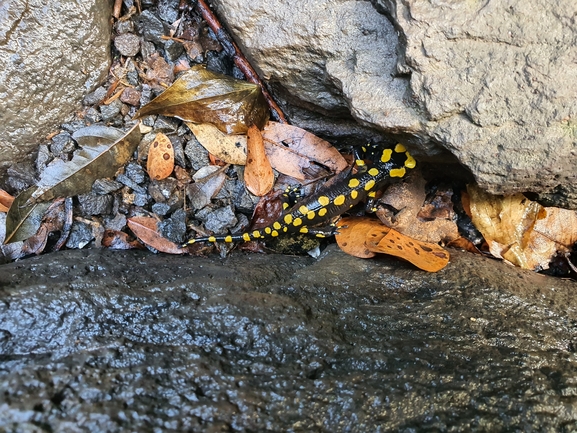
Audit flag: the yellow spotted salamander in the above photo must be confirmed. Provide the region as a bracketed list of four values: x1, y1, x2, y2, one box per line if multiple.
[185, 143, 416, 245]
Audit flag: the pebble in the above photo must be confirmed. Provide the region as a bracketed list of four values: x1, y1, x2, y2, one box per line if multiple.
[35, 144, 51, 172]
[84, 107, 102, 123]
[164, 39, 184, 61]
[116, 174, 147, 195]
[100, 99, 123, 121]
[148, 178, 178, 202]
[184, 138, 210, 170]
[65, 221, 94, 249]
[153, 115, 180, 132]
[114, 33, 141, 57]
[158, 208, 187, 243]
[135, 10, 165, 44]
[120, 88, 141, 106]
[50, 132, 75, 156]
[198, 205, 238, 233]
[92, 179, 123, 195]
[125, 162, 146, 184]
[157, 0, 179, 23]
[77, 193, 114, 216]
[83, 86, 107, 106]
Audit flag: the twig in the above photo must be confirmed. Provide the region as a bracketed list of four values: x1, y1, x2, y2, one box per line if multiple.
[113, 0, 123, 19]
[195, 0, 288, 124]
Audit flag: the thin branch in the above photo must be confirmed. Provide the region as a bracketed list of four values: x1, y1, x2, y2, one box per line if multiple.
[195, 0, 288, 124]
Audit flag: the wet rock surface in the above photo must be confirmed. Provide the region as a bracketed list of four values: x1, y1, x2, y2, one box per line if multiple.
[0, 0, 112, 176]
[213, 0, 577, 204]
[2, 246, 577, 431]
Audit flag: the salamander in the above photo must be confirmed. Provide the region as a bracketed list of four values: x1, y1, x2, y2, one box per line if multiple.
[185, 143, 416, 245]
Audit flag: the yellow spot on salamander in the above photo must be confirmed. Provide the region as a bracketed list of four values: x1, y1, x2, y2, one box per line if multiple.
[318, 208, 327, 217]
[355, 159, 365, 167]
[404, 152, 416, 169]
[348, 178, 360, 188]
[333, 194, 346, 206]
[368, 168, 379, 176]
[364, 179, 375, 191]
[273, 221, 282, 230]
[380, 149, 392, 163]
[318, 196, 330, 206]
[299, 205, 309, 215]
[351, 190, 358, 200]
[208, 236, 216, 243]
[224, 235, 233, 243]
[282, 202, 289, 210]
[306, 211, 316, 220]
[264, 227, 272, 234]
[368, 191, 377, 198]
[395, 143, 406, 153]
[271, 230, 279, 237]
[390, 167, 406, 178]
[300, 227, 309, 234]
[316, 233, 326, 238]
[284, 214, 293, 224]
[242, 233, 251, 242]
[252, 231, 261, 238]
[293, 217, 302, 226]
[283, 226, 288, 232]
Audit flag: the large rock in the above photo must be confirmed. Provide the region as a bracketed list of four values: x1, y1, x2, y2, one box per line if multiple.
[0, 0, 112, 175]
[212, 0, 577, 201]
[1, 246, 577, 430]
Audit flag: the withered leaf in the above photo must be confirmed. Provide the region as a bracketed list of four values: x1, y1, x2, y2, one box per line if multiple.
[187, 121, 348, 180]
[244, 125, 274, 196]
[467, 184, 577, 270]
[0, 189, 14, 213]
[335, 217, 381, 258]
[4, 186, 51, 243]
[127, 216, 187, 254]
[136, 65, 269, 134]
[147, 132, 175, 180]
[27, 123, 141, 205]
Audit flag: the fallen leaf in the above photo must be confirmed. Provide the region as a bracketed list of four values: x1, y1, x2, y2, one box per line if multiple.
[147, 132, 175, 180]
[102, 229, 144, 250]
[244, 125, 274, 196]
[187, 121, 348, 180]
[335, 217, 384, 258]
[376, 172, 459, 244]
[27, 123, 141, 205]
[136, 64, 269, 134]
[187, 165, 228, 210]
[127, 216, 187, 254]
[467, 185, 577, 270]
[4, 186, 51, 243]
[366, 227, 450, 272]
[0, 189, 14, 212]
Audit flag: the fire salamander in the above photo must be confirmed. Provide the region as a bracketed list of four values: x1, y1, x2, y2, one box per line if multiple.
[185, 143, 416, 245]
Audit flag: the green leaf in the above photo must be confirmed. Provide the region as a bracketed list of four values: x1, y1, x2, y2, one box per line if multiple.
[27, 122, 142, 205]
[135, 65, 269, 134]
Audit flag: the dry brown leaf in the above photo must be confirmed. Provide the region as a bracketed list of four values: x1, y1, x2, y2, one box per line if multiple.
[147, 132, 175, 180]
[187, 121, 347, 180]
[366, 228, 450, 272]
[0, 189, 14, 213]
[244, 125, 274, 196]
[127, 216, 187, 254]
[102, 229, 144, 250]
[467, 185, 577, 270]
[335, 217, 381, 258]
[376, 172, 459, 244]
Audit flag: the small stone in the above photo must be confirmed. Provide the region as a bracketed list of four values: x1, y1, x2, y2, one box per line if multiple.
[184, 138, 210, 170]
[114, 19, 134, 35]
[84, 107, 102, 123]
[171, 136, 186, 168]
[50, 132, 75, 156]
[199, 205, 238, 233]
[140, 39, 157, 60]
[100, 99, 123, 121]
[83, 86, 107, 106]
[116, 174, 147, 194]
[137, 132, 157, 160]
[60, 120, 87, 134]
[6, 162, 37, 192]
[153, 115, 180, 132]
[157, 0, 179, 23]
[120, 87, 141, 106]
[158, 209, 187, 243]
[164, 39, 184, 62]
[114, 33, 141, 57]
[148, 178, 178, 202]
[135, 10, 165, 44]
[36, 144, 51, 172]
[65, 221, 94, 249]
[133, 192, 150, 207]
[92, 178, 123, 195]
[78, 193, 114, 216]
[126, 70, 139, 87]
[103, 213, 127, 231]
[140, 84, 153, 106]
[125, 162, 146, 184]
[152, 202, 171, 216]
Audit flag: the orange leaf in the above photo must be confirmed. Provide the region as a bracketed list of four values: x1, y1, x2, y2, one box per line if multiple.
[127, 216, 186, 254]
[244, 125, 274, 196]
[147, 132, 175, 180]
[0, 188, 14, 212]
[335, 217, 383, 258]
[367, 228, 450, 272]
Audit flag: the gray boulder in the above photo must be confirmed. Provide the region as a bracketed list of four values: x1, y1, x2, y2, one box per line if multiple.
[212, 0, 577, 202]
[0, 0, 112, 175]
